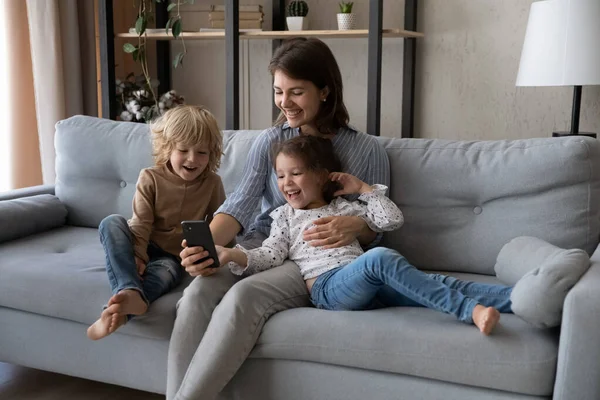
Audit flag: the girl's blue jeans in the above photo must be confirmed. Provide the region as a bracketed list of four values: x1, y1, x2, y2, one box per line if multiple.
[99, 215, 184, 315]
[310, 247, 513, 324]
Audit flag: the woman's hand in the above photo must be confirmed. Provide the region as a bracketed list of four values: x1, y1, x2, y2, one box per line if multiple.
[330, 172, 372, 197]
[180, 239, 219, 277]
[303, 215, 369, 249]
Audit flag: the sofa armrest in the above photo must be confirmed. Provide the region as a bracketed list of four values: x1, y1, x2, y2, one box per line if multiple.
[0, 184, 55, 201]
[0, 194, 68, 243]
[553, 245, 600, 400]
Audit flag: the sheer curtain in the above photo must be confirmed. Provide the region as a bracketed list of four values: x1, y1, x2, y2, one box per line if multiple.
[0, 0, 96, 192]
[0, 4, 9, 192]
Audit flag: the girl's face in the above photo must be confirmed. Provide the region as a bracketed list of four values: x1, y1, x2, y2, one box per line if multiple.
[273, 70, 329, 136]
[276, 153, 328, 210]
[169, 142, 210, 181]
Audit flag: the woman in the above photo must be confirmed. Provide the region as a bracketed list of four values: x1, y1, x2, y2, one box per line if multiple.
[167, 37, 390, 400]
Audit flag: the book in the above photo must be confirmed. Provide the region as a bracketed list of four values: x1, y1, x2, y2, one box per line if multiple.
[208, 11, 264, 20]
[210, 4, 262, 12]
[210, 19, 263, 29]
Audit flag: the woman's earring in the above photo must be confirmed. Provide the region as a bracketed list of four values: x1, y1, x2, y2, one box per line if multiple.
[322, 98, 327, 102]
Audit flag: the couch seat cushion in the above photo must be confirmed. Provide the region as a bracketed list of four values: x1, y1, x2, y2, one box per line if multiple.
[252, 273, 558, 397]
[0, 226, 190, 340]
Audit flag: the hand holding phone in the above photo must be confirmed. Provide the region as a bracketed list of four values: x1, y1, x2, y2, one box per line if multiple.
[181, 220, 220, 269]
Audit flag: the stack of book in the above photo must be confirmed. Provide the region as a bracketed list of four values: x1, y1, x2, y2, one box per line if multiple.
[208, 4, 264, 30]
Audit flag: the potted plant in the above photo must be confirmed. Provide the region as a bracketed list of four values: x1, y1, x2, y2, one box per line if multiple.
[287, 0, 309, 31]
[337, 1, 356, 30]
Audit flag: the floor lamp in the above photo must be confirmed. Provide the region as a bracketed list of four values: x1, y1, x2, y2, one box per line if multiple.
[516, 0, 600, 138]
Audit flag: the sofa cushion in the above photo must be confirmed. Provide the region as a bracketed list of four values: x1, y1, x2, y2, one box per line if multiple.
[252, 273, 558, 397]
[55, 116, 153, 228]
[376, 136, 600, 275]
[0, 226, 188, 340]
[0, 194, 67, 243]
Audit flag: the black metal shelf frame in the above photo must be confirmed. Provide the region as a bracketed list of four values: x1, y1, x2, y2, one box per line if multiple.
[98, 0, 418, 137]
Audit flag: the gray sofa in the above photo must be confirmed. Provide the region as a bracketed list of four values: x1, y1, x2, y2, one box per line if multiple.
[1, 115, 600, 400]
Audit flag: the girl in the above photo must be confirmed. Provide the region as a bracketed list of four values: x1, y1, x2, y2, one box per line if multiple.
[216, 135, 512, 335]
[87, 105, 226, 340]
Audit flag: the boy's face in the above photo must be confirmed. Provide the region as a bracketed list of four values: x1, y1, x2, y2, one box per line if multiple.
[276, 153, 327, 210]
[169, 142, 209, 181]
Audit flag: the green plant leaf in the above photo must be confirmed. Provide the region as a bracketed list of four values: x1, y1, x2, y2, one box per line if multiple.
[167, 3, 177, 12]
[172, 19, 182, 38]
[135, 16, 147, 35]
[132, 49, 139, 61]
[165, 17, 173, 34]
[123, 43, 137, 53]
[173, 52, 184, 68]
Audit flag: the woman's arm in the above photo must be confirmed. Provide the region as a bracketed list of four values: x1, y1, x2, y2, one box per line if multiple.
[213, 129, 276, 235]
[210, 213, 242, 246]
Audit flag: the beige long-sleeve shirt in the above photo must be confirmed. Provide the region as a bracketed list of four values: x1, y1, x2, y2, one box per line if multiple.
[128, 164, 226, 263]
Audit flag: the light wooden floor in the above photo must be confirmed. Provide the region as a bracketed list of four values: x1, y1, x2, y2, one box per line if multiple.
[0, 362, 163, 399]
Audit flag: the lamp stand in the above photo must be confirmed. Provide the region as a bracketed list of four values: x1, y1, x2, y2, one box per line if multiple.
[553, 86, 597, 138]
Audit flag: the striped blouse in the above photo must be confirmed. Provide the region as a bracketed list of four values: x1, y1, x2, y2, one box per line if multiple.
[215, 123, 391, 238]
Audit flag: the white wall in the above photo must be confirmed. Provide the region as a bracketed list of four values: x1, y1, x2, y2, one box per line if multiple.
[171, 0, 600, 140]
[416, 0, 600, 140]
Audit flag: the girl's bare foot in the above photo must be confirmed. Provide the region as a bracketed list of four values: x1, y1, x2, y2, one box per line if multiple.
[107, 289, 148, 316]
[87, 304, 120, 340]
[472, 305, 500, 335]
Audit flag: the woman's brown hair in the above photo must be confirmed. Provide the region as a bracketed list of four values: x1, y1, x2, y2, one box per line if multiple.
[269, 37, 349, 135]
[272, 135, 342, 203]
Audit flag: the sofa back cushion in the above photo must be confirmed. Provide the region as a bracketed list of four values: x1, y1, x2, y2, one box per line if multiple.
[378, 137, 600, 274]
[55, 117, 600, 276]
[55, 116, 153, 227]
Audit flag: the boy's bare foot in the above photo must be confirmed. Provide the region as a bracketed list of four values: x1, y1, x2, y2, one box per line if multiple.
[87, 304, 120, 340]
[107, 289, 148, 316]
[108, 308, 127, 334]
[472, 305, 500, 335]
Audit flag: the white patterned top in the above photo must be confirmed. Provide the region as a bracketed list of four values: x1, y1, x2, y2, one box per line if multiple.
[229, 185, 404, 280]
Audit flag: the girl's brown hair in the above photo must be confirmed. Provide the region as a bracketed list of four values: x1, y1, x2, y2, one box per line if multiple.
[269, 37, 349, 135]
[273, 135, 342, 203]
[151, 105, 223, 175]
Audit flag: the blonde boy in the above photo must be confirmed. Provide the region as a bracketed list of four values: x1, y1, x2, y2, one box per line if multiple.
[87, 105, 225, 340]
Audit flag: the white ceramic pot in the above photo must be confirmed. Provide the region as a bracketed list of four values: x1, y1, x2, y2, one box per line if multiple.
[286, 16, 307, 31]
[337, 13, 356, 30]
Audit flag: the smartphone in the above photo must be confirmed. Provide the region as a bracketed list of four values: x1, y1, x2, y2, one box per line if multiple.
[181, 220, 220, 268]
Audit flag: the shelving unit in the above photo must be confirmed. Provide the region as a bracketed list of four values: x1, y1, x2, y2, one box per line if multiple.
[98, 0, 421, 137]
[115, 29, 423, 40]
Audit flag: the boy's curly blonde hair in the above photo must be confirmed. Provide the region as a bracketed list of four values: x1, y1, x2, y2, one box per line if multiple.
[151, 105, 223, 174]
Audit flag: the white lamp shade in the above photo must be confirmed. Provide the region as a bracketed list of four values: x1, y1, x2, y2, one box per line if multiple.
[516, 0, 600, 87]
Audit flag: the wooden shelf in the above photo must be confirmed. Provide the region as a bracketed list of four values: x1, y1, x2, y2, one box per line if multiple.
[115, 29, 424, 40]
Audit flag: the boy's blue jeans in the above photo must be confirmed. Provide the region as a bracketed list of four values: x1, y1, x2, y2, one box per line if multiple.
[310, 247, 512, 324]
[99, 215, 184, 314]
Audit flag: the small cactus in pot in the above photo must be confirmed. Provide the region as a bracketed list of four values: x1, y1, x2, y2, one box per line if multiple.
[337, 1, 356, 30]
[287, 0, 309, 30]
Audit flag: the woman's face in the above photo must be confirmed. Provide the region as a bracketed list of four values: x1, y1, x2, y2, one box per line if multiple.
[273, 70, 328, 136]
